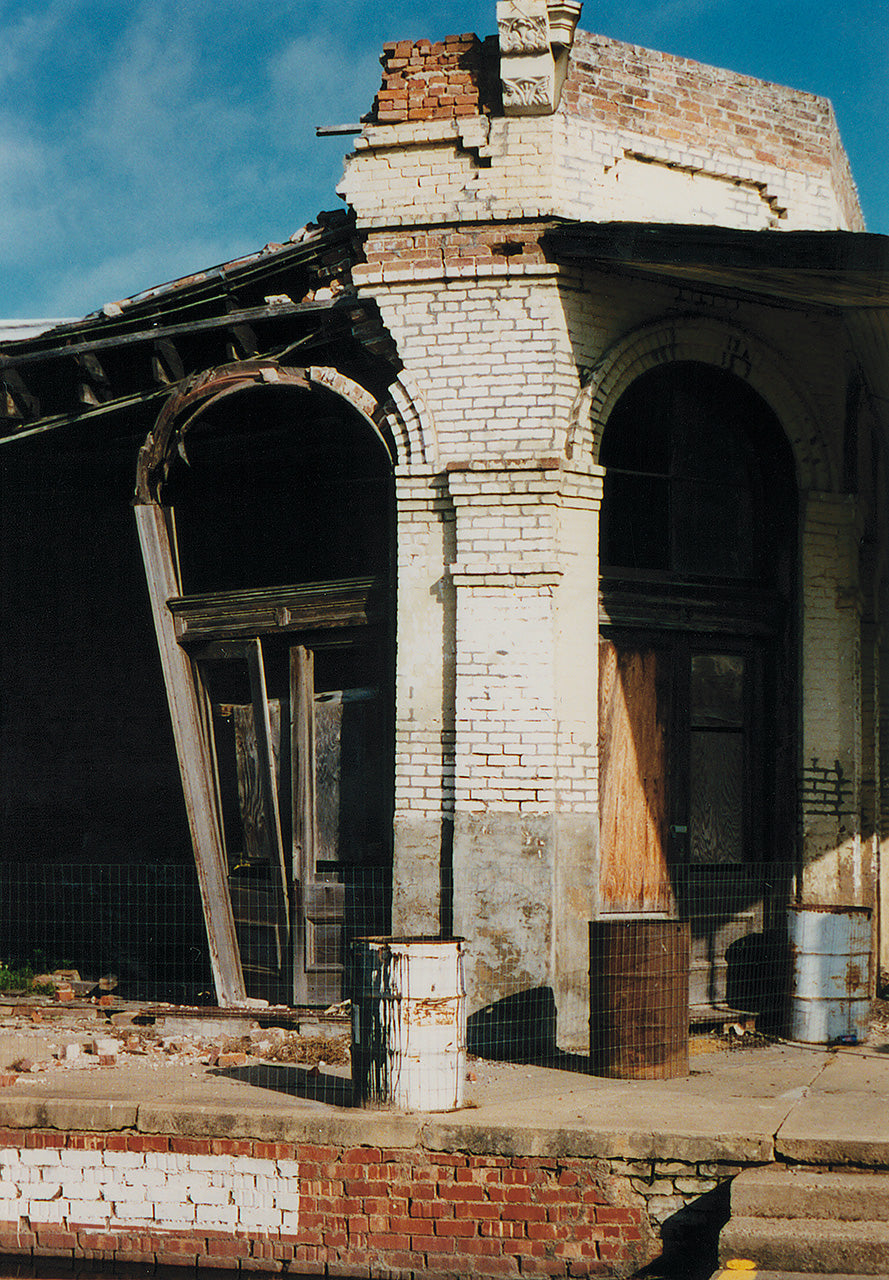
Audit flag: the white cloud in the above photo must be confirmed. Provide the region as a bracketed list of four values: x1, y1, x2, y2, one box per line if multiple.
[0, 0, 79, 89]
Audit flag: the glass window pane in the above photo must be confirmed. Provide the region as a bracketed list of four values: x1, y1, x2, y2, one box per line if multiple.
[601, 472, 669, 570]
[691, 654, 745, 727]
[673, 480, 754, 577]
[689, 730, 744, 863]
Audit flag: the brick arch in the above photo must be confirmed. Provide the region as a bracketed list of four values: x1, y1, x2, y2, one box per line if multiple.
[311, 367, 439, 469]
[567, 317, 834, 492]
[378, 371, 440, 470]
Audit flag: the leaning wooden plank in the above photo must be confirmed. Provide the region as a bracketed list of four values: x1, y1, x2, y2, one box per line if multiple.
[134, 501, 246, 1005]
[291, 645, 316, 1005]
[245, 639, 291, 938]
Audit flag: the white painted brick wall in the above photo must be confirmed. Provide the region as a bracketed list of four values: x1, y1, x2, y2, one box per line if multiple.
[0, 1146, 299, 1237]
[340, 109, 857, 235]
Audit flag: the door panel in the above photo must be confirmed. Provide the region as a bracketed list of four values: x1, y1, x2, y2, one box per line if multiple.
[300, 686, 384, 1005]
[598, 639, 673, 913]
[688, 730, 744, 863]
[202, 635, 390, 1007]
[233, 701, 281, 866]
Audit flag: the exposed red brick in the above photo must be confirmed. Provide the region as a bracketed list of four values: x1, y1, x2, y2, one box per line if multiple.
[126, 1134, 169, 1152]
[169, 1137, 211, 1156]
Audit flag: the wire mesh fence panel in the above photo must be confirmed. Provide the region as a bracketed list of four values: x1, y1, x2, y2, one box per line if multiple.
[0, 863, 213, 1004]
[0, 862, 392, 1009]
[462, 861, 797, 1069]
[0, 859, 793, 1065]
[671, 860, 795, 1034]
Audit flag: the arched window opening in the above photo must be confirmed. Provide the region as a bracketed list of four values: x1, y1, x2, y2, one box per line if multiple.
[597, 361, 798, 1022]
[599, 362, 794, 586]
[137, 379, 395, 1008]
[162, 385, 393, 595]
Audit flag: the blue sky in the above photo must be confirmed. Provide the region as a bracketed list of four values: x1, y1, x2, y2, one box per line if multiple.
[1, 0, 886, 319]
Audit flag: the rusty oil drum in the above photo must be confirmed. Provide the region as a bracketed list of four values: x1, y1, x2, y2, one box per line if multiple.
[589, 918, 690, 1079]
[787, 905, 872, 1044]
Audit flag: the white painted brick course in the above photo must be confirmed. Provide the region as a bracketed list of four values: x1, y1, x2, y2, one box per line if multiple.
[0, 1144, 299, 1240]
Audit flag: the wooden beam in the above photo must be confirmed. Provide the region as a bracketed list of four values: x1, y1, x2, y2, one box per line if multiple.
[245, 638, 291, 939]
[134, 502, 246, 1005]
[0, 368, 39, 421]
[5, 296, 360, 368]
[291, 645, 315, 1005]
[226, 325, 258, 361]
[151, 339, 185, 386]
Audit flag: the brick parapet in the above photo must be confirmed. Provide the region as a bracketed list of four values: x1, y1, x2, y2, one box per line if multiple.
[341, 27, 862, 233]
[372, 33, 497, 125]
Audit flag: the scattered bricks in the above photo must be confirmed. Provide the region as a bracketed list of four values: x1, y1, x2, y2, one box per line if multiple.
[214, 1052, 247, 1068]
[90, 1037, 119, 1058]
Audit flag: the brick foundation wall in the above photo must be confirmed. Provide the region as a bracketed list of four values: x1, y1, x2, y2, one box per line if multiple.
[0, 1128, 762, 1277]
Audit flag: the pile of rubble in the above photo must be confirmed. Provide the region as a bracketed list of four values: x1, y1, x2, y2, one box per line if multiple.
[0, 969, 351, 1086]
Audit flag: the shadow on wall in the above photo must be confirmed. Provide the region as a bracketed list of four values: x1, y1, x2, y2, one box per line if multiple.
[467, 987, 558, 1062]
[724, 929, 792, 1036]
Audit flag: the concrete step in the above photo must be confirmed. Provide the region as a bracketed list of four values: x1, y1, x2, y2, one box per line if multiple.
[710, 1271, 878, 1279]
[719, 1217, 889, 1274]
[731, 1166, 889, 1221]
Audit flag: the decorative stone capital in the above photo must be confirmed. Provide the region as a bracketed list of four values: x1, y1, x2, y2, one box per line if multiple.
[497, 1, 555, 115]
[546, 1, 583, 46]
[498, 2, 550, 53]
[497, 1, 582, 116]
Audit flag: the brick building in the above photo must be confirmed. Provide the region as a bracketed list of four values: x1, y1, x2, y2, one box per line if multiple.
[1, 1, 887, 1053]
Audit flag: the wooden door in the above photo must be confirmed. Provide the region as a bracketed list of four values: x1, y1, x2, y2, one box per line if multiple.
[599, 632, 769, 1011]
[205, 637, 390, 1006]
[296, 677, 385, 1006]
[204, 640, 291, 1003]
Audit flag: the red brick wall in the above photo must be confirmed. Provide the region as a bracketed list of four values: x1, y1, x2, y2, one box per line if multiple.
[298, 1145, 653, 1278]
[360, 224, 549, 280]
[373, 34, 495, 123]
[0, 1129, 656, 1278]
[564, 31, 854, 193]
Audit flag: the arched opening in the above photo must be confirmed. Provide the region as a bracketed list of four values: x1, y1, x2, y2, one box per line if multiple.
[597, 362, 797, 1016]
[138, 372, 395, 1006]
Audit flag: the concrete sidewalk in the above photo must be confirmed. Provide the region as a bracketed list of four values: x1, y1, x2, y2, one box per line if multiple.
[0, 1037, 884, 1166]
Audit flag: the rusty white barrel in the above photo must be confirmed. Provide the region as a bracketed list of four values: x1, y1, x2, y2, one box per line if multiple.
[788, 905, 872, 1044]
[349, 937, 466, 1112]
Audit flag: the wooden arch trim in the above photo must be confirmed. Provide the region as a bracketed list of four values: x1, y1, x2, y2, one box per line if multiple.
[134, 358, 394, 1007]
[135, 359, 394, 505]
[135, 361, 311, 504]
